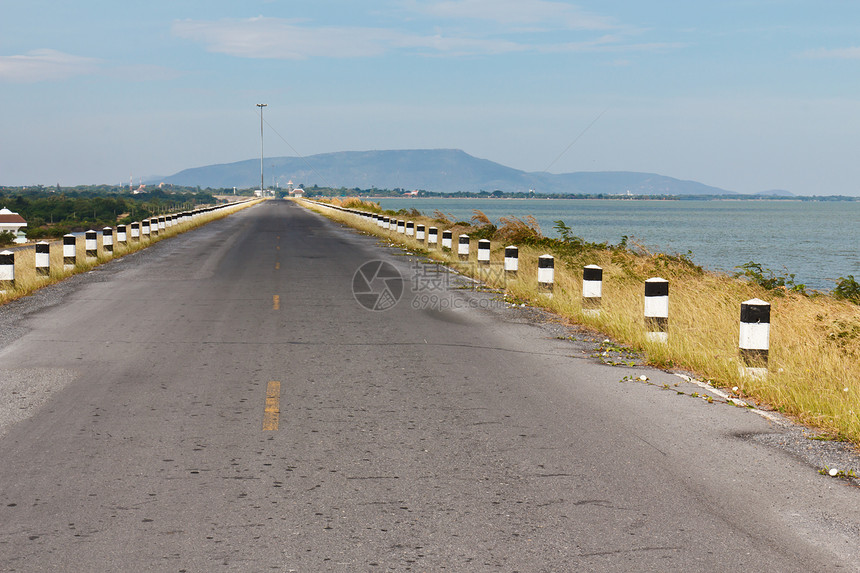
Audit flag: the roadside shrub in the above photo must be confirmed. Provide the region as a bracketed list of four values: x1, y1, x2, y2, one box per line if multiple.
[734, 261, 806, 295]
[0, 231, 15, 247]
[833, 275, 860, 304]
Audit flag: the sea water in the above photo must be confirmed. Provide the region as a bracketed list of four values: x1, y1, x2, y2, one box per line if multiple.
[373, 198, 859, 292]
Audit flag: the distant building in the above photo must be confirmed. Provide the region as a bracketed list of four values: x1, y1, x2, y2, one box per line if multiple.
[404, 190, 419, 196]
[0, 207, 27, 243]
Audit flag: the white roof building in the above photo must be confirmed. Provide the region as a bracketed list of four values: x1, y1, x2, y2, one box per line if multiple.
[0, 208, 27, 243]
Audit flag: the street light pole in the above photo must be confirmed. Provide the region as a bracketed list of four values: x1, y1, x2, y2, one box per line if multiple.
[256, 103, 267, 196]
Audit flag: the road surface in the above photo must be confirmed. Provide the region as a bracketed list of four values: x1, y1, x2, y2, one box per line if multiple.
[0, 199, 857, 572]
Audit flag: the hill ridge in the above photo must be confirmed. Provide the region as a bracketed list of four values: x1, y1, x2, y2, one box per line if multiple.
[156, 149, 738, 196]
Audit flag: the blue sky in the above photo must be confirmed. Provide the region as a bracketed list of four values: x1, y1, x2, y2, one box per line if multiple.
[2, 1, 860, 195]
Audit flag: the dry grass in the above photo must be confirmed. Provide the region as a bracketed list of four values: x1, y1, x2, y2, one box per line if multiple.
[304, 198, 860, 445]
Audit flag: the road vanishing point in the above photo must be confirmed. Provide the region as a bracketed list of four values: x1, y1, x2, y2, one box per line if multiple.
[0, 199, 858, 572]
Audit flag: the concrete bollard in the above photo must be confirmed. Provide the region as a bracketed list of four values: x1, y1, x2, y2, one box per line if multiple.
[442, 230, 453, 250]
[376, 215, 384, 228]
[85, 230, 98, 261]
[458, 234, 470, 261]
[416, 224, 426, 241]
[0, 250, 14, 292]
[504, 246, 518, 276]
[406, 221, 415, 237]
[158, 216, 166, 232]
[397, 220, 405, 234]
[117, 224, 128, 245]
[382, 216, 390, 230]
[538, 254, 554, 293]
[63, 234, 77, 269]
[740, 298, 770, 378]
[102, 227, 114, 255]
[428, 227, 438, 248]
[477, 239, 491, 264]
[644, 278, 669, 343]
[142, 219, 151, 239]
[582, 265, 603, 316]
[35, 242, 50, 276]
[131, 221, 140, 241]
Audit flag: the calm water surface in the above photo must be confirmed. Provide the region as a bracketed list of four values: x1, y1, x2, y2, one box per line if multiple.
[374, 198, 859, 291]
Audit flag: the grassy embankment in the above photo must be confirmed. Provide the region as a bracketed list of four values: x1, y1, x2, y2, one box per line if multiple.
[302, 197, 860, 447]
[0, 199, 262, 304]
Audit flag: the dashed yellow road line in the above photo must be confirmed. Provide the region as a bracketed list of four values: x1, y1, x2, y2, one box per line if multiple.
[273, 295, 280, 310]
[263, 381, 281, 431]
[275, 262, 280, 270]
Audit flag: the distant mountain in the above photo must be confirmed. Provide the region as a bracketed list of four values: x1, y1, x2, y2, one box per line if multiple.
[155, 149, 736, 196]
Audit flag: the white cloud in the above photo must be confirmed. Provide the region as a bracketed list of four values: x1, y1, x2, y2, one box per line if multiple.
[173, 17, 533, 58]
[0, 49, 102, 83]
[173, 17, 392, 59]
[406, 0, 616, 30]
[173, 16, 666, 59]
[802, 46, 860, 60]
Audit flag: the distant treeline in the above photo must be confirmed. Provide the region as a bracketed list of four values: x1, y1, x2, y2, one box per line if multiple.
[0, 185, 232, 239]
[301, 185, 859, 201]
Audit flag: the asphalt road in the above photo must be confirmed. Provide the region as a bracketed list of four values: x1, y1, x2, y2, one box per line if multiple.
[0, 199, 858, 572]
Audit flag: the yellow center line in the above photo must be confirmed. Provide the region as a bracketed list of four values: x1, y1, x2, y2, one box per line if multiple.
[273, 295, 280, 310]
[263, 381, 281, 431]
[275, 262, 280, 270]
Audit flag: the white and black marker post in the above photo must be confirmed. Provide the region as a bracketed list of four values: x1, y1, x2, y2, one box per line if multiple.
[406, 221, 415, 237]
[477, 239, 491, 264]
[131, 221, 140, 241]
[117, 224, 127, 245]
[85, 230, 98, 261]
[458, 234, 470, 261]
[142, 219, 151, 239]
[538, 254, 554, 294]
[582, 264, 603, 316]
[739, 298, 770, 378]
[35, 241, 50, 276]
[428, 227, 438, 248]
[644, 278, 669, 343]
[63, 234, 77, 269]
[442, 230, 453, 250]
[397, 220, 405, 234]
[0, 250, 14, 292]
[416, 224, 426, 241]
[504, 246, 518, 277]
[102, 227, 114, 255]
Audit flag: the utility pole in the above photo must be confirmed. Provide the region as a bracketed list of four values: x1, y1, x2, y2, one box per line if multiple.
[257, 103, 267, 196]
